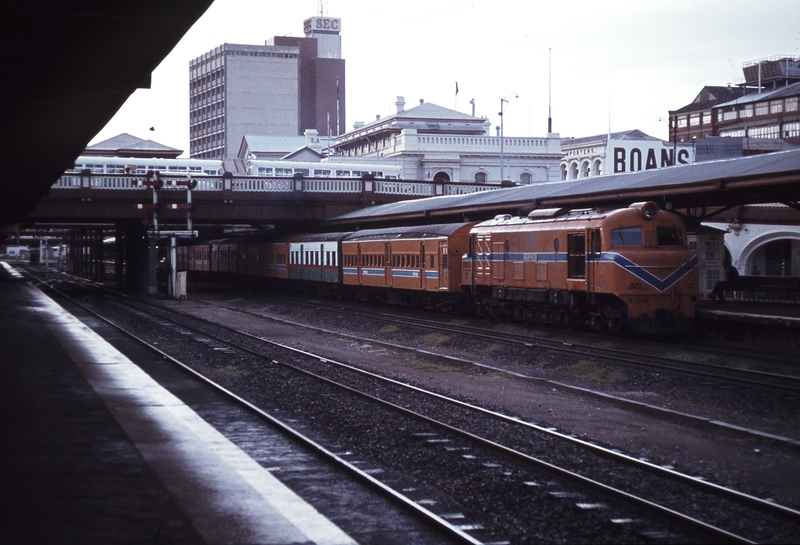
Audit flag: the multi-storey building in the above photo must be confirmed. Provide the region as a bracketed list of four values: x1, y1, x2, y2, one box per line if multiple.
[329, 97, 561, 184]
[669, 55, 800, 146]
[668, 56, 800, 286]
[189, 15, 345, 159]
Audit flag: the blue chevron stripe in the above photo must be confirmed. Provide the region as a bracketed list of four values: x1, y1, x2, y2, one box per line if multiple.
[599, 252, 698, 292]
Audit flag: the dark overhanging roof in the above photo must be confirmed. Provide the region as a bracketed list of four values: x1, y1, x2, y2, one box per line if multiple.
[0, 2, 214, 227]
[327, 149, 800, 228]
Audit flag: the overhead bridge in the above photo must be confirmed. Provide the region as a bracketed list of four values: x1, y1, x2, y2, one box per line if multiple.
[30, 172, 511, 230]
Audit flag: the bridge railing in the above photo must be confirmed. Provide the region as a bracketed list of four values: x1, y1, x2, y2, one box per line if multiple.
[302, 178, 362, 193]
[374, 180, 435, 196]
[52, 173, 511, 197]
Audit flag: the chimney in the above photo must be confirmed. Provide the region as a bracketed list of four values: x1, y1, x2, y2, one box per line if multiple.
[395, 96, 405, 113]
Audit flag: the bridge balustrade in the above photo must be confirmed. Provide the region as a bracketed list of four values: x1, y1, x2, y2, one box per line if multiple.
[374, 180, 435, 196]
[302, 178, 362, 193]
[52, 173, 509, 198]
[230, 177, 292, 192]
[444, 183, 500, 195]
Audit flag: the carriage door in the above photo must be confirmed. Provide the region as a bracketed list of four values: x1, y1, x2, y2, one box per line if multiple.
[357, 244, 363, 285]
[318, 243, 324, 281]
[586, 229, 601, 295]
[439, 243, 448, 291]
[385, 243, 392, 288]
[567, 233, 586, 280]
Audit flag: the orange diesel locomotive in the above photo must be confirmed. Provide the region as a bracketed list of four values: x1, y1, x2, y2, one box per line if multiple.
[462, 202, 699, 334]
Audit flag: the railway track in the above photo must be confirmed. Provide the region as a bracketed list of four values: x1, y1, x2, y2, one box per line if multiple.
[155, 289, 800, 453]
[25, 267, 800, 543]
[247, 292, 800, 395]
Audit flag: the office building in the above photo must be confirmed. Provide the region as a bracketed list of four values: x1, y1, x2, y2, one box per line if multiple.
[189, 15, 345, 159]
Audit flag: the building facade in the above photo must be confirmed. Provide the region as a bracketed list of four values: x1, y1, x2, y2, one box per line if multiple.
[330, 97, 562, 184]
[560, 130, 695, 181]
[669, 56, 800, 146]
[189, 15, 345, 159]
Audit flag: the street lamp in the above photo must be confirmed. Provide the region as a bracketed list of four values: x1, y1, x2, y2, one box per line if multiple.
[499, 93, 518, 182]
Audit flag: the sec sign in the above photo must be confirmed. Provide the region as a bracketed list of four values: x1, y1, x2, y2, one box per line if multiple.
[304, 17, 341, 34]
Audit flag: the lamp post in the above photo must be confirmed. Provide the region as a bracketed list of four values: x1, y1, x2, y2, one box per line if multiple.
[499, 93, 518, 182]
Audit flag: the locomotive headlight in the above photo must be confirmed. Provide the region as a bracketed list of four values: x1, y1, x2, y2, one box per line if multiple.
[643, 201, 659, 218]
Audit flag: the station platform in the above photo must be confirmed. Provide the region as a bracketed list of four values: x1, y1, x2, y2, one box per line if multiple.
[695, 298, 800, 353]
[0, 262, 356, 545]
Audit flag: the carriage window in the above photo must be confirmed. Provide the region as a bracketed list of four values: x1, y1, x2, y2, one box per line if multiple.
[656, 227, 683, 246]
[611, 226, 643, 246]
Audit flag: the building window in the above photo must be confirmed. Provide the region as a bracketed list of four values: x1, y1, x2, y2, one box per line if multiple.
[702, 111, 711, 125]
[740, 104, 754, 118]
[519, 172, 532, 184]
[770, 100, 783, 114]
[755, 102, 769, 116]
[786, 97, 798, 112]
[719, 129, 745, 137]
[747, 125, 780, 138]
[474, 171, 487, 183]
[677, 115, 688, 128]
[690, 113, 701, 125]
[782, 122, 800, 138]
[722, 109, 737, 121]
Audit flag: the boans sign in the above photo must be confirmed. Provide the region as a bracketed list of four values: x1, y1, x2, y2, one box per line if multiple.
[612, 143, 692, 174]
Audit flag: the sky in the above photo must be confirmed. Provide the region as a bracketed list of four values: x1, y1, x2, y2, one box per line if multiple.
[90, 0, 800, 156]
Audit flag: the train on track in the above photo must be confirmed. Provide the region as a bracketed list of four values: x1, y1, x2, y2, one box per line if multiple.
[179, 202, 700, 335]
[68, 156, 403, 179]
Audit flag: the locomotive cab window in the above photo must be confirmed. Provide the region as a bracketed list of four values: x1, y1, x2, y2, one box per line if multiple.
[611, 226, 643, 246]
[656, 226, 683, 246]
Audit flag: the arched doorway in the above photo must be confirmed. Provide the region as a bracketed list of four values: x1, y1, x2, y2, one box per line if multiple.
[433, 171, 450, 182]
[739, 233, 800, 276]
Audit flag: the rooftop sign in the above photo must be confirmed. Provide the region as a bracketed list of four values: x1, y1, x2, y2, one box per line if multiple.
[304, 17, 341, 35]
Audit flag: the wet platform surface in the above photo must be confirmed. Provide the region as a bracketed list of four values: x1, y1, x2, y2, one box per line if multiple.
[0, 263, 355, 545]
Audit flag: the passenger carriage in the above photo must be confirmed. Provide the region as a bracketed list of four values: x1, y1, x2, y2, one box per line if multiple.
[341, 223, 474, 307]
[287, 232, 350, 284]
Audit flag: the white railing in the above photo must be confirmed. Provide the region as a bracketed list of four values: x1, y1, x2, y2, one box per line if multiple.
[444, 184, 501, 195]
[52, 175, 82, 189]
[231, 177, 292, 192]
[302, 178, 362, 193]
[194, 177, 224, 191]
[52, 173, 508, 198]
[91, 176, 144, 190]
[374, 180, 435, 196]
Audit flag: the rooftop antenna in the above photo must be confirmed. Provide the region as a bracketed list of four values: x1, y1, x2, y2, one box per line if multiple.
[547, 48, 553, 134]
[318, 0, 326, 16]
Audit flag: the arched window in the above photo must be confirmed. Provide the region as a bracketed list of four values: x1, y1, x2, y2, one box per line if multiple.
[592, 159, 602, 176]
[433, 171, 450, 182]
[474, 171, 487, 183]
[519, 172, 532, 185]
[560, 164, 567, 181]
[569, 162, 579, 180]
[582, 161, 590, 178]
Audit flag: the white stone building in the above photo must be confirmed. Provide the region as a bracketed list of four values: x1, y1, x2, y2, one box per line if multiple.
[560, 129, 695, 181]
[329, 98, 562, 184]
